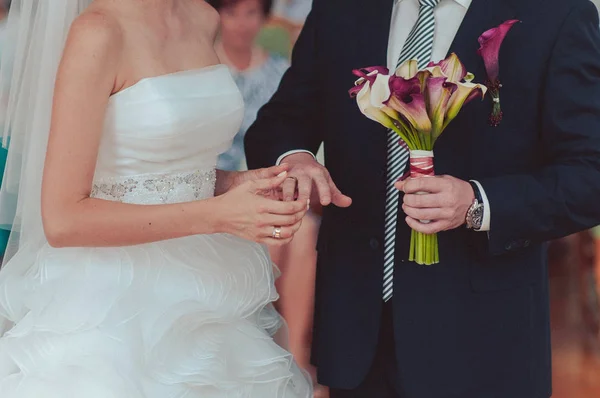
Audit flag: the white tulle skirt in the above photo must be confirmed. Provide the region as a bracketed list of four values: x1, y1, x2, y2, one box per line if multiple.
[0, 234, 312, 397]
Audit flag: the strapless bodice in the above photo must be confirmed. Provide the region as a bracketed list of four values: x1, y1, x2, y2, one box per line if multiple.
[91, 65, 243, 204]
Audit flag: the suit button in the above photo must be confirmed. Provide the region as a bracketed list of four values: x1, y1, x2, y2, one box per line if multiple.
[523, 240, 531, 248]
[370, 238, 380, 250]
[505, 242, 516, 251]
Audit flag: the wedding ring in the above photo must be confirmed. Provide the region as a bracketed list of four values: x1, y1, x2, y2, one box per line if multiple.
[272, 227, 282, 239]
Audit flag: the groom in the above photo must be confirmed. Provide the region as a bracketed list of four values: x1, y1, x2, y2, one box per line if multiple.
[245, 0, 600, 397]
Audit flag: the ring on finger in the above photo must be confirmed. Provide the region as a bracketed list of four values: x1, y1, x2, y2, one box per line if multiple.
[272, 226, 282, 239]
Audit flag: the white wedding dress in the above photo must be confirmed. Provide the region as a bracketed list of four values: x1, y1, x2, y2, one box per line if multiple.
[0, 65, 312, 398]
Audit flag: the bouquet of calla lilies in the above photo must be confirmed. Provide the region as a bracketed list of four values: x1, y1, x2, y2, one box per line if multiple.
[349, 53, 487, 265]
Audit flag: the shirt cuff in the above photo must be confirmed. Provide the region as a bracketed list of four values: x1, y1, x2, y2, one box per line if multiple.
[470, 180, 491, 232]
[276, 150, 316, 165]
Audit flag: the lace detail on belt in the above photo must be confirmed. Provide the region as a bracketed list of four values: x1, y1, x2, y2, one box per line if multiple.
[91, 169, 216, 204]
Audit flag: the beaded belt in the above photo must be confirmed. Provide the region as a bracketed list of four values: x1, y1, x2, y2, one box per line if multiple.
[90, 169, 216, 205]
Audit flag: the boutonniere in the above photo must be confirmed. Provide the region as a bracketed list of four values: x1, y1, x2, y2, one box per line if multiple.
[477, 20, 520, 127]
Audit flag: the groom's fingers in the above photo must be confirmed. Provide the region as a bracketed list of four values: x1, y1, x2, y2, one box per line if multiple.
[281, 177, 297, 201]
[403, 176, 446, 194]
[312, 173, 332, 206]
[331, 184, 352, 208]
[402, 204, 449, 221]
[405, 216, 446, 234]
[403, 192, 441, 208]
[295, 175, 313, 204]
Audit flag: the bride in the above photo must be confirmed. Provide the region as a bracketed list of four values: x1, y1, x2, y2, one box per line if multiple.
[0, 0, 313, 396]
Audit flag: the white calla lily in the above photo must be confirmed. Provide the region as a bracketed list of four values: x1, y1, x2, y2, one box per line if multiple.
[355, 81, 394, 128]
[395, 59, 419, 79]
[369, 73, 392, 109]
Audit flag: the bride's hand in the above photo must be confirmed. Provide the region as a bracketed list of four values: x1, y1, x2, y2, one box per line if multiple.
[212, 172, 308, 245]
[216, 164, 290, 199]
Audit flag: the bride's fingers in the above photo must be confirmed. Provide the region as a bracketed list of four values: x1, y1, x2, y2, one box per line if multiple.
[259, 220, 303, 243]
[259, 197, 308, 215]
[257, 164, 290, 180]
[260, 210, 307, 227]
[260, 188, 284, 201]
[249, 172, 288, 194]
[263, 236, 294, 247]
[289, 219, 303, 234]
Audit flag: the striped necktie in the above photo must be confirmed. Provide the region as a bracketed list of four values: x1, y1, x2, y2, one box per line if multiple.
[383, 0, 440, 302]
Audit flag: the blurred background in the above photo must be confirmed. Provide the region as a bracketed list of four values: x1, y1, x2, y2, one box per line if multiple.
[1, 0, 600, 397]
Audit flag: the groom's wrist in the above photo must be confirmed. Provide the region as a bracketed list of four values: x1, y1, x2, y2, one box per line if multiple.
[470, 180, 491, 231]
[214, 170, 237, 196]
[276, 149, 316, 165]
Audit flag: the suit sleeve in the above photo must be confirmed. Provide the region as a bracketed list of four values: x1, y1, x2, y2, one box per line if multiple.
[244, 1, 323, 169]
[478, 2, 600, 255]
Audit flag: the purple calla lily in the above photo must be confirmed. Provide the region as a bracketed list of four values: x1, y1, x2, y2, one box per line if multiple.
[477, 20, 519, 82]
[426, 53, 467, 83]
[386, 75, 432, 135]
[348, 84, 364, 97]
[354, 81, 395, 128]
[444, 81, 487, 130]
[349, 66, 390, 97]
[477, 19, 520, 126]
[352, 66, 390, 79]
[425, 78, 457, 139]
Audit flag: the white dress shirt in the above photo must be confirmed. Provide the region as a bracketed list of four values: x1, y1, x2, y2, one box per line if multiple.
[278, 0, 491, 231]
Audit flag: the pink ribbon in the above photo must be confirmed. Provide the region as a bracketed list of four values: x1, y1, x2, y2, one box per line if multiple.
[410, 155, 435, 178]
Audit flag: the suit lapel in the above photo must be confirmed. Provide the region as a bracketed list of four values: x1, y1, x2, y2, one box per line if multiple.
[426, 0, 520, 180]
[345, 0, 396, 169]
[447, 0, 519, 87]
[350, 0, 395, 68]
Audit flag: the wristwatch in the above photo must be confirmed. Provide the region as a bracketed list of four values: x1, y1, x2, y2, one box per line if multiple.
[466, 181, 484, 230]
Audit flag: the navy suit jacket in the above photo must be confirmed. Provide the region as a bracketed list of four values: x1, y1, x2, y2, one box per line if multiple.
[245, 0, 600, 396]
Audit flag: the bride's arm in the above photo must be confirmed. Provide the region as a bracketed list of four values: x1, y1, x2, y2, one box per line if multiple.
[42, 13, 306, 248]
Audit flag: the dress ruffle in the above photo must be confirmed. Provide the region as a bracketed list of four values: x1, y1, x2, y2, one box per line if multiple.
[0, 234, 312, 397]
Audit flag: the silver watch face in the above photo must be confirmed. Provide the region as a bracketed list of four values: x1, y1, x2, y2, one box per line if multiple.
[472, 205, 484, 229]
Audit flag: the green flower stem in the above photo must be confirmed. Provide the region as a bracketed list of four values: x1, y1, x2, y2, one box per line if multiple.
[421, 233, 426, 265]
[409, 232, 414, 262]
[390, 124, 416, 151]
[427, 234, 431, 265]
[392, 116, 421, 150]
[409, 126, 421, 149]
[424, 235, 428, 263]
[392, 115, 413, 141]
[418, 232, 423, 262]
[392, 126, 441, 266]
[409, 230, 439, 266]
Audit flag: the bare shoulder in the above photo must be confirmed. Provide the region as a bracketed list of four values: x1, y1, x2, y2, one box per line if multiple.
[62, 7, 124, 67]
[188, 0, 221, 39]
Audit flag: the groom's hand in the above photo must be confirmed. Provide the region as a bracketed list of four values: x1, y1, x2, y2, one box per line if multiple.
[280, 153, 352, 207]
[395, 175, 475, 234]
